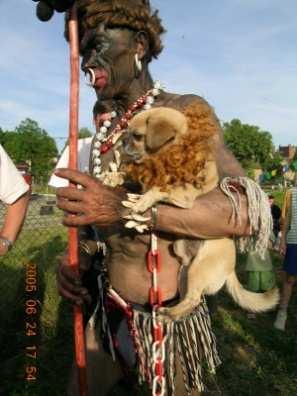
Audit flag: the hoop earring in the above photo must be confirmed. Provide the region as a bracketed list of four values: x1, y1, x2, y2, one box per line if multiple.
[135, 53, 142, 73]
[85, 67, 96, 87]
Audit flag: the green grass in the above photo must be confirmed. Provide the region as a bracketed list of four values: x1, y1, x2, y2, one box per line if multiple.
[0, 228, 73, 396]
[213, 253, 297, 395]
[1, 232, 296, 395]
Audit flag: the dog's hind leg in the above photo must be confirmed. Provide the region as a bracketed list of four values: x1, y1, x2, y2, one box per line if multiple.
[158, 287, 203, 321]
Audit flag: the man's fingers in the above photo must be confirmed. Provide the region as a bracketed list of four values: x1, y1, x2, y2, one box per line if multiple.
[58, 263, 80, 283]
[62, 214, 90, 227]
[57, 284, 84, 305]
[57, 186, 85, 201]
[57, 199, 84, 214]
[55, 168, 98, 188]
[56, 255, 91, 305]
[58, 277, 90, 302]
[57, 278, 91, 305]
[58, 273, 82, 293]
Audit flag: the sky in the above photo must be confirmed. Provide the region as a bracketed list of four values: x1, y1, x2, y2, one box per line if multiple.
[0, 0, 296, 152]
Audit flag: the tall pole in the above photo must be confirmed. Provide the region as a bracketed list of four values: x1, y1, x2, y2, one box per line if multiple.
[68, 4, 87, 395]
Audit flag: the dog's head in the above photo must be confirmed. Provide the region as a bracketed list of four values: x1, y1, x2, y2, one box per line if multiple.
[122, 107, 188, 163]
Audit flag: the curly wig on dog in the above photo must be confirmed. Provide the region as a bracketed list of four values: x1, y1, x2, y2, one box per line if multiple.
[124, 102, 220, 192]
[65, 0, 165, 61]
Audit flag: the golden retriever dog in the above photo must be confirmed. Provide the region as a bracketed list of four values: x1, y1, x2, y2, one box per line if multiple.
[120, 104, 279, 320]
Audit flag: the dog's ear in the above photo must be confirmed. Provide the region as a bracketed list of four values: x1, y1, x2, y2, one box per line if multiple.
[146, 118, 177, 152]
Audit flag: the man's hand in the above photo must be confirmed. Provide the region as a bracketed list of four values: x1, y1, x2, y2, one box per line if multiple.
[55, 168, 125, 228]
[56, 252, 92, 306]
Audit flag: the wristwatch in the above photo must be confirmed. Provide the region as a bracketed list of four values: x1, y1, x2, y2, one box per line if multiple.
[0, 236, 13, 251]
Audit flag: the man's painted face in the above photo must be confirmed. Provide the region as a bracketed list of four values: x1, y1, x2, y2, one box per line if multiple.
[80, 24, 137, 100]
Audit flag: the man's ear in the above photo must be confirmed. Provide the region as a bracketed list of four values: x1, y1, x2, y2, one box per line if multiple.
[146, 117, 177, 152]
[134, 31, 149, 61]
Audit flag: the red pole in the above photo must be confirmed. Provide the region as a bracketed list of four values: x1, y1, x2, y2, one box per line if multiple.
[68, 5, 87, 396]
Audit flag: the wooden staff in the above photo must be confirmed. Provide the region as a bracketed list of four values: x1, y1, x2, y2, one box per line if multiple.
[68, 4, 88, 396]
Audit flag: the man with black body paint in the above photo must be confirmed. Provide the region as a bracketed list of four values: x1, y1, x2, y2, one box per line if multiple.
[51, 1, 257, 395]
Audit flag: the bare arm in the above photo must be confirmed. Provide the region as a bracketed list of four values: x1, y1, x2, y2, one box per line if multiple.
[156, 186, 250, 239]
[55, 166, 251, 239]
[0, 191, 30, 255]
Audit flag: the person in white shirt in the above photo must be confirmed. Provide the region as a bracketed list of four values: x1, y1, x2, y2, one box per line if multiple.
[0, 144, 30, 256]
[48, 137, 92, 188]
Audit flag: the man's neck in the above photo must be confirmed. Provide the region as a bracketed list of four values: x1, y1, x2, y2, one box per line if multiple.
[99, 69, 154, 113]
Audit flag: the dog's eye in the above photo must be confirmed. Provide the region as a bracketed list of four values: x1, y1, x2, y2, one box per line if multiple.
[132, 133, 143, 142]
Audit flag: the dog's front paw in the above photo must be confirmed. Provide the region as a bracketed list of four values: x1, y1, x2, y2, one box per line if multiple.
[132, 199, 153, 213]
[133, 192, 160, 213]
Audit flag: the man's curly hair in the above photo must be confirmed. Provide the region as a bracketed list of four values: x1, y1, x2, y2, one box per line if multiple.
[65, 0, 165, 62]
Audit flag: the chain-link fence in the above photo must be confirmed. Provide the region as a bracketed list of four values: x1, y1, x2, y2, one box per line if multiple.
[0, 194, 67, 266]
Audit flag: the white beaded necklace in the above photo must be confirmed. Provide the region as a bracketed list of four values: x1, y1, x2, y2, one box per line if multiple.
[92, 81, 162, 178]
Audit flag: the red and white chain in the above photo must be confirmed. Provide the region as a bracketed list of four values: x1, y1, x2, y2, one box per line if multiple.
[147, 209, 166, 396]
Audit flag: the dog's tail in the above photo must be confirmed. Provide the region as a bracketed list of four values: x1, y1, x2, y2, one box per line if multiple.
[225, 273, 279, 312]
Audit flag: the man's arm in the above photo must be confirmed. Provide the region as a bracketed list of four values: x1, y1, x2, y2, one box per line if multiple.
[0, 191, 30, 255]
[155, 186, 250, 238]
[55, 167, 251, 239]
[0, 145, 30, 255]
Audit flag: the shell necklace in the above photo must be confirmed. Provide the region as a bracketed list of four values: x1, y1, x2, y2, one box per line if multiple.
[92, 81, 162, 178]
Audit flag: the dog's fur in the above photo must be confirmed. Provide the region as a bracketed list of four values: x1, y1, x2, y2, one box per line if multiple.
[121, 104, 279, 320]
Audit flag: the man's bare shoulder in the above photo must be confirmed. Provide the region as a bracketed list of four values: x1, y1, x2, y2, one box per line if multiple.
[160, 92, 217, 113]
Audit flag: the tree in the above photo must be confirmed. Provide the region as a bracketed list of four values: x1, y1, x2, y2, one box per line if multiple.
[223, 119, 277, 171]
[0, 128, 12, 146]
[62, 127, 93, 151]
[78, 127, 93, 139]
[2, 119, 58, 184]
